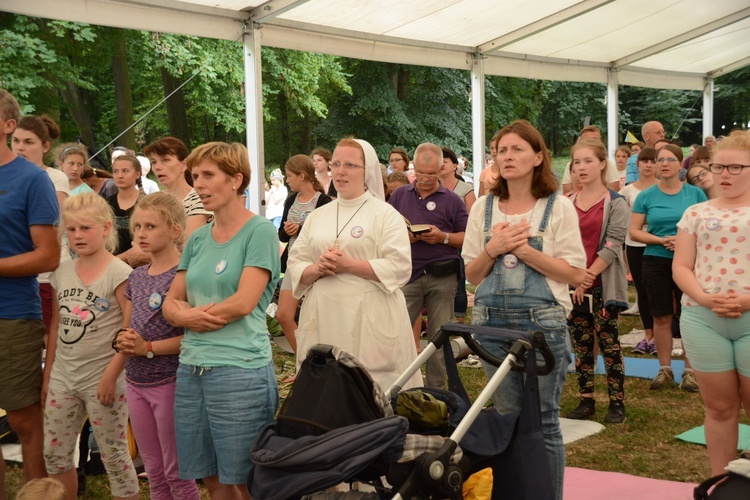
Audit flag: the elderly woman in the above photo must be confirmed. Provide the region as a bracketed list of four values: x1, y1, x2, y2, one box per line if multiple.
[288, 138, 421, 391]
[163, 142, 280, 499]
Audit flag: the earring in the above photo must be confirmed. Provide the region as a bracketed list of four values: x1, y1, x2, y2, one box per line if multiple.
[232, 186, 237, 190]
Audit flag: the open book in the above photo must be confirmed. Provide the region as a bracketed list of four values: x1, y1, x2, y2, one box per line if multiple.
[403, 216, 431, 235]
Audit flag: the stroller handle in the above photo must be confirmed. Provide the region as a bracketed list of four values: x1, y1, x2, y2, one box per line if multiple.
[437, 323, 556, 376]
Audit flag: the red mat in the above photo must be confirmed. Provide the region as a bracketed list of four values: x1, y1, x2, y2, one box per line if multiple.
[563, 467, 695, 499]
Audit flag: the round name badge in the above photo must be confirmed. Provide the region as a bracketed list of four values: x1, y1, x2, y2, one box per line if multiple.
[148, 293, 163, 310]
[705, 218, 720, 231]
[502, 254, 519, 269]
[426, 201, 437, 211]
[94, 297, 110, 312]
[215, 259, 228, 274]
[350, 226, 364, 238]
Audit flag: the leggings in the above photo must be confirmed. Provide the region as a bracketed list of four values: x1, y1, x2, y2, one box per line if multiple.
[567, 287, 625, 402]
[626, 245, 653, 330]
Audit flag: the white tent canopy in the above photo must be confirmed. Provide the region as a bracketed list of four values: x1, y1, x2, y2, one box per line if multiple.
[3, 0, 749, 210]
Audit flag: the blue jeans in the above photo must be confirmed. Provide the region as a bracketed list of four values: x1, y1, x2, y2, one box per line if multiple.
[473, 305, 569, 500]
[174, 362, 278, 485]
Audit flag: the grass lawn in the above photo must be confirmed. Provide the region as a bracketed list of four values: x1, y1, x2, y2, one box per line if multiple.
[4, 287, 732, 499]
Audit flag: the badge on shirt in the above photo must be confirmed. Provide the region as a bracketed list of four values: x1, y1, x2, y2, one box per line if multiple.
[426, 201, 437, 211]
[148, 293, 163, 310]
[215, 259, 228, 274]
[705, 218, 720, 231]
[502, 254, 519, 269]
[94, 297, 110, 312]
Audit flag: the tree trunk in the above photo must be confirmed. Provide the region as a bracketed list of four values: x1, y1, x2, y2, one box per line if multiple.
[160, 68, 190, 145]
[111, 30, 137, 152]
[60, 83, 97, 158]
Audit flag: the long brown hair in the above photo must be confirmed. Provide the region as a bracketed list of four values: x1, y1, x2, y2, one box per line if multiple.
[285, 154, 324, 194]
[490, 120, 557, 200]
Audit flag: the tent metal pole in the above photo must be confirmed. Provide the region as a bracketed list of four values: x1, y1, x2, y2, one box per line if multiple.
[471, 53, 485, 194]
[703, 77, 714, 140]
[243, 23, 266, 214]
[607, 67, 619, 158]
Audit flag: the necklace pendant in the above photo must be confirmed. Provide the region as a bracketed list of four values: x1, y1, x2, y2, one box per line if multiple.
[333, 239, 339, 249]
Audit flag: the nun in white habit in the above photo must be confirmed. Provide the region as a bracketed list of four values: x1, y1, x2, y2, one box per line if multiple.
[288, 138, 422, 391]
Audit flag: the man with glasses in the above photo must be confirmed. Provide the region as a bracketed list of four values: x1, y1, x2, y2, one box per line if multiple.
[389, 143, 468, 389]
[626, 121, 666, 184]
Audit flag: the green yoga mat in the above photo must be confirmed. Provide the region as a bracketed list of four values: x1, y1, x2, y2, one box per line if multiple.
[675, 424, 750, 450]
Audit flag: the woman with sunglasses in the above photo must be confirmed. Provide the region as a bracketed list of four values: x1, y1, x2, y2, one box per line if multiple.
[630, 144, 706, 391]
[673, 130, 750, 474]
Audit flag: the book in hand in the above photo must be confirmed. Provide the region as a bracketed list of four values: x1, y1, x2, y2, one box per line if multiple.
[570, 292, 593, 314]
[403, 217, 431, 235]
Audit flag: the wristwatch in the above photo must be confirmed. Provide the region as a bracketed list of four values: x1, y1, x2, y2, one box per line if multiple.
[443, 232, 451, 245]
[146, 341, 154, 359]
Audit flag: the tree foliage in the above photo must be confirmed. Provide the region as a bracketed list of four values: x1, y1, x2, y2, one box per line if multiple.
[2, 12, 748, 172]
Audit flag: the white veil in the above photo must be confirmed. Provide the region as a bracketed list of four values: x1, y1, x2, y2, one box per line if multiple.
[355, 139, 385, 201]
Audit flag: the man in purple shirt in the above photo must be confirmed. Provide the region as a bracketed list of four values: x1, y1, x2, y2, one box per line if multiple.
[389, 142, 468, 388]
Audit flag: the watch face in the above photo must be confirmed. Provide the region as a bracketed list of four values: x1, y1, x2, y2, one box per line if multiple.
[146, 351, 154, 359]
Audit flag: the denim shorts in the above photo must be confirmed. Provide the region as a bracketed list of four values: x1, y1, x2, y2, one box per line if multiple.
[174, 362, 279, 485]
[680, 306, 750, 376]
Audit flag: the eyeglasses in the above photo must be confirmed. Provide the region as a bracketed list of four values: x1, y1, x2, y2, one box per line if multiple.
[709, 163, 750, 175]
[687, 169, 708, 185]
[414, 171, 440, 179]
[330, 161, 364, 170]
[389, 158, 404, 164]
[655, 157, 680, 164]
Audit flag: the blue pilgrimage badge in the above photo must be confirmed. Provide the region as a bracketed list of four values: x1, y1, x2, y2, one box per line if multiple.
[94, 297, 110, 312]
[148, 293, 162, 310]
[502, 254, 519, 269]
[705, 218, 720, 231]
[215, 259, 228, 274]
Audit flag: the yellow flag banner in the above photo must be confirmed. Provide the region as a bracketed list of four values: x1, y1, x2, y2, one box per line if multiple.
[626, 131, 639, 144]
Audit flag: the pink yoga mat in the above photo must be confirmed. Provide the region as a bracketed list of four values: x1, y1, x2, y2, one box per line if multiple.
[563, 467, 696, 499]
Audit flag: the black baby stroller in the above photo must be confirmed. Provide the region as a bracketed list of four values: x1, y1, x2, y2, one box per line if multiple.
[248, 323, 556, 499]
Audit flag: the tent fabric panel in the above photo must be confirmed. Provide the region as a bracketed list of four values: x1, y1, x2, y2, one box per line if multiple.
[260, 24, 473, 71]
[631, 18, 750, 74]
[499, 0, 746, 69]
[1, 0, 246, 41]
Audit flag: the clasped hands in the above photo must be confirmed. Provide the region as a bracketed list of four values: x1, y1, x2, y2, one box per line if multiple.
[485, 220, 531, 258]
[316, 247, 354, 276]
[700, 293, 750, 318]
[115, 328, 146, 356]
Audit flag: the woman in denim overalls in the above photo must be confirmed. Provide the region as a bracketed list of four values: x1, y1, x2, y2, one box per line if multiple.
[464, 120, 586, 500]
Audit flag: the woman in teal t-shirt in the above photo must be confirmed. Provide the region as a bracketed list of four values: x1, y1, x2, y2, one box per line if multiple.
[164, 142, 280, 498]
[630, 144, 706, 392]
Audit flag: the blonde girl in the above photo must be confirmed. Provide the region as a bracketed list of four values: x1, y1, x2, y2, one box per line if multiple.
[108, 154, 147, 266]
[42, 193, 137, 500]
[566, 139, 629, 424]
[114, 192, 200, 500]
[56, 143, 93, 196]
[674, 130, 750, 474]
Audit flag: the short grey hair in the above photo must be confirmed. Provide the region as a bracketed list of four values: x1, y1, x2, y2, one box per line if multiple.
[413, 142, 443, 168]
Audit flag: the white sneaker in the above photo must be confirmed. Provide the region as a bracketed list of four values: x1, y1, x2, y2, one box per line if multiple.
[622, 303, 639, 316]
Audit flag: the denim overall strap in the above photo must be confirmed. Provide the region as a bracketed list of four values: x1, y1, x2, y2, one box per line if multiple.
[538, 192, 557, 234]
[483, 193, 494, 243]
